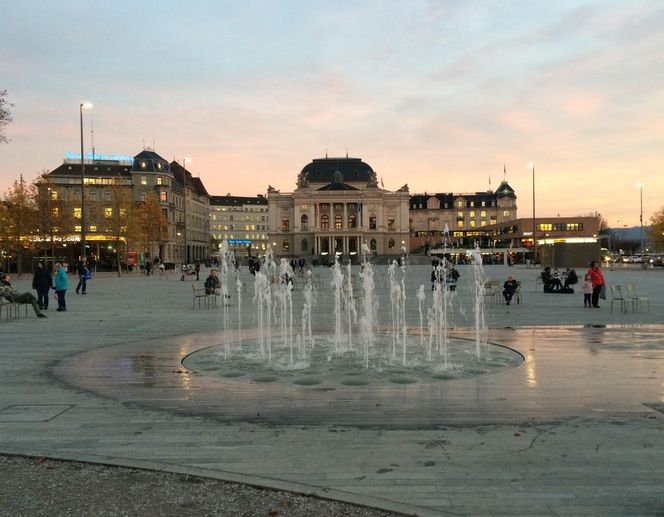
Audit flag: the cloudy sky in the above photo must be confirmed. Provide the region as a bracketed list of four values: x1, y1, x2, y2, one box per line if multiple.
[1, 0, 662, 226]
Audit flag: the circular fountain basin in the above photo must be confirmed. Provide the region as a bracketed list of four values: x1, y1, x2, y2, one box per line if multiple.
[182, 333, 523, 387]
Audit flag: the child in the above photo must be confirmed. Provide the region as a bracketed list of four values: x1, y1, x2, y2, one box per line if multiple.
[581, 273, 593, 308]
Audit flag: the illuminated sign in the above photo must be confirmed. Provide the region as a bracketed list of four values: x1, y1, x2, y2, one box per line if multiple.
[65, 152, 134, 162]
[228, 239, 252, 245]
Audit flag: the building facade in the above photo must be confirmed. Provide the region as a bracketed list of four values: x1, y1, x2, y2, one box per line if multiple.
[42, 149, 210, 267]
[409, 181, 517, 251]
[209, 194, 269, 256]
[267, 156, 410, 260]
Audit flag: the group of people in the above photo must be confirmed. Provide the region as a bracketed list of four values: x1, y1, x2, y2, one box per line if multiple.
[541, 267, 579, 292]
[0, 260, 74, 317]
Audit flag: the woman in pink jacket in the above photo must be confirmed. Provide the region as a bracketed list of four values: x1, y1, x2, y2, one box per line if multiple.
[586, 260, 605, 308]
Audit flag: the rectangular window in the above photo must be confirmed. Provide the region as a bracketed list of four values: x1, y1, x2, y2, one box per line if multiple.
[51, 207, 59, 217]
[103, 191, 111, 201]
[481, 220, 487, 227]
[481, 211, 486, 217]
[74, 225, 81, 232]
[481, 201, 486, 207]
[89, 225, 97, 232]
[89, 190, 97, 200]
[537, 223, 553, 231]
[74, 207, 82, 219]
[503, 210, 510, 217]
[387, 218, 395, 231]
[470, 201, 475, 207]
[141, 176, 147, 185]
[457, 201, 463, 207]
[457, 220, 463, 227]
[120, 208, 127, 217]
[470, 220, 476, 227]
[160, 191, 167, 202]
[470, 211, 475, 218]
[157, 177, 163, 185]
[50, 190, 58, 200]
[104, 208, 113, 218]
[457, 211, 463, 217]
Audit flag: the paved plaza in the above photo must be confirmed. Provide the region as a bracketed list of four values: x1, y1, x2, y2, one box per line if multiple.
[1, 263, 663, 516]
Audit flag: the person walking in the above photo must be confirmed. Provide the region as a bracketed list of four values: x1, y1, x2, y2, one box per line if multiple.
[76, 259, 89, 294]
[586, 260, 605, 308]
[194, 259, 201, 281]
[54, 263, 68, 311]
[32, 261, 53, 310]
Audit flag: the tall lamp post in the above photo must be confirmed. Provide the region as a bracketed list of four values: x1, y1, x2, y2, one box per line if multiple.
[528, 162, 536, 264]
[182, 157, 190, 264]
[79, 102, 93, 260]
[636, 183, 644, 267]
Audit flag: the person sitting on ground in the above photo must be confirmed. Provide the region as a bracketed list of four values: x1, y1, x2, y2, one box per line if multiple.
[503, 275, 518, 305]
[0, 273, 47, 318]
[564, 268, 578, 289]
[541, 266, 562, 292]
[204, 270, 221, 295]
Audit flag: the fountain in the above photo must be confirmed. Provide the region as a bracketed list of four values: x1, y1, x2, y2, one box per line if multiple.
[183, 239, 519, 387]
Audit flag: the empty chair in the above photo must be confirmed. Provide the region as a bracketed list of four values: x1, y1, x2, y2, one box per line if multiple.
[625, 283, 649, 313]
[609, 284, 633, 313]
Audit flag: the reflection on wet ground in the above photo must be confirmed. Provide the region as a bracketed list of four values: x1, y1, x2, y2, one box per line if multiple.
[53, 324, 664, 428]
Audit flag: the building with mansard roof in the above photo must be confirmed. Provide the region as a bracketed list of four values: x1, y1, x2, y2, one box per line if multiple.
[267, 156, 410, 260]
[409, 180, 517, 251]
[40, 149, 210, 267]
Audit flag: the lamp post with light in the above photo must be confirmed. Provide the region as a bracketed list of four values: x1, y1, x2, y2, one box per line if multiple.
[528, 162, 536, 265]
[79, 102, 93, 260]
[181, 158, 191, 264]
[636, 183, 644, 267]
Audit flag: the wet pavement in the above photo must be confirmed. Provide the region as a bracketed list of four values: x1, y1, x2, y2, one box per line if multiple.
[1, 264, 663, 516]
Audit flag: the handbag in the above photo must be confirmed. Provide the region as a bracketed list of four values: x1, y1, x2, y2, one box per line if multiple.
[85, 270, 91, 280]
[599, 285, 607, 300]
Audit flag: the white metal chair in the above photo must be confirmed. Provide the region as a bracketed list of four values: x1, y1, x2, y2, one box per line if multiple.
[609, 284, 633, 313]
[625, 283, 649, 313]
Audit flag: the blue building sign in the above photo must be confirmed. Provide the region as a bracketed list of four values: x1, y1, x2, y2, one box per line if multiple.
[228, 239, 252, 245]
[66, 152, 134, 162]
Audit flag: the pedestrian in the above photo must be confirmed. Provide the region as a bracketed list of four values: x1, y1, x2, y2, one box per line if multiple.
[580, 273, 593, 308]
[76, 259, 89, 294]
[194, 259, 200, 281]
[586, 260, 605, 308]
[1, 273, 47, 318]
[32, 261, 53, 310]
[54, 263, 68, 311]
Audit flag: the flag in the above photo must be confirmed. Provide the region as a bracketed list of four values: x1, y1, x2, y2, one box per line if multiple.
[381, 177, 384, 188]
[503, 163, 507, 180]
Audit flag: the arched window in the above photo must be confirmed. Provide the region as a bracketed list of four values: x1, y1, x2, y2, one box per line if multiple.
[369, 215, 376, 230]
[348, 213, 357, 228]
[300, 214, 308, 231]
[320, 214, 329, 229]
[335, 214, 343, 229]
[281, 218, 289, 231]
[282, 240, 289, 252]
[369, 239, 377, 251]
[388, 238, 395, 250]
[301, 239, 308, 252]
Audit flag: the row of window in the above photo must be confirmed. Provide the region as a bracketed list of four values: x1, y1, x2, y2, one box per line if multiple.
[213, 234, 268, 241]
[281, 214, 387, 231]
[537, 223, 584, 231]
[211, 224, 267, 231]
[211, 206, 268, 212]
[211, 214, 266, 222]
[280, 238, 397, 253]
[411, 200, 496, 209]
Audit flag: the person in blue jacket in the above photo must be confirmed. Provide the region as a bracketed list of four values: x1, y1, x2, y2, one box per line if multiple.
[54, 262, 69, 312]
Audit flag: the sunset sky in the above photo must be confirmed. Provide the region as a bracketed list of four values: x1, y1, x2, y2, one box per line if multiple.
[1, 0, 662, 227]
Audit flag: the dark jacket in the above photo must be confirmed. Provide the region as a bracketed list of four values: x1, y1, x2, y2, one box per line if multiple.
[204, 274, 221, 294]
[32, 268, 53, 290]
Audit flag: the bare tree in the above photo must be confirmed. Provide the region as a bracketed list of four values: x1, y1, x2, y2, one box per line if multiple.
[0, 90, 13, 144]
[650, 206, 664, 252]
[3, 175, 37, 276]
[128, 193, 168, 262]
[106, 176, 133, 275]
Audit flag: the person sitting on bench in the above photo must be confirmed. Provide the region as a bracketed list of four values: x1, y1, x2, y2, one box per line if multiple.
[0, 274, 47, 318]
[541, 267, 562, 292]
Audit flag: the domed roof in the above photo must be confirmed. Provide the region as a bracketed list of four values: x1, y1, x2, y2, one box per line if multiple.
[297, 157, 378, 187]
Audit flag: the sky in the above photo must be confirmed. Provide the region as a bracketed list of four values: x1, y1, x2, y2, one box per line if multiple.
[1, 0, 662, 227]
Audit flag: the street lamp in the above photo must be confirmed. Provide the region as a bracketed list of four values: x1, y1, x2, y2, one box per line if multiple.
[528, 162, 536, 264]
[636, 183, 644, 267]
[182, 157, 191, 264]
[79, 101, 93, 260]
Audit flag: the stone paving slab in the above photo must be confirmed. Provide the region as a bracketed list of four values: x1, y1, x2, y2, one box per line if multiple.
[1, 265, 664, 515]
